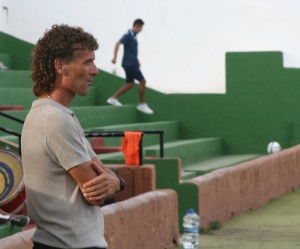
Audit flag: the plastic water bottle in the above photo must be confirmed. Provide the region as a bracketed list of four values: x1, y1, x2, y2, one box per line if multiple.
[182, 208, 200, 249]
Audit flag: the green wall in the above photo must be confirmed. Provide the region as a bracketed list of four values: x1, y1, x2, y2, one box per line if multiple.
[0, 32, 33, 70]
[167, 52, 300, 154]
[2, 32, 299, 155]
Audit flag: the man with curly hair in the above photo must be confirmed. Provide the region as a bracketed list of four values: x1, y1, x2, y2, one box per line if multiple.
[22, 24, 123, 249]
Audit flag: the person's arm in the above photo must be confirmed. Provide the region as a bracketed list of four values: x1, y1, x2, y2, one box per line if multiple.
[111, 41, 122, 64]
[82, 156, 121, 202]
[68, 157, 120, 205]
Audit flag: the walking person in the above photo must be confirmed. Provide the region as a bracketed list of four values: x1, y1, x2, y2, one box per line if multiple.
[21, 24, 124, 249]
[107, 18, 154, 114]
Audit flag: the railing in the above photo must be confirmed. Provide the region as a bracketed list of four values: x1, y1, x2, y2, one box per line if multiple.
[0, 126, 22, 154]
[0, 111, 165, 165]
[84, 130, 164, 165]
[0, 112, 24, 124]
[0, 112, 24, 154]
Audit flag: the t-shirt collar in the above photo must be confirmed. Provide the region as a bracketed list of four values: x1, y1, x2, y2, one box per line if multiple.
[32, 98, 74, 116]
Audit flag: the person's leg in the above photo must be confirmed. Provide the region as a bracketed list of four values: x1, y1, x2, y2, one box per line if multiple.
[135, 69, 154, 114]
[111, 83, 134, 99]
[107, 67, 135, 106]
[107, 83, 134, 106]
[138, 79, 146, 104]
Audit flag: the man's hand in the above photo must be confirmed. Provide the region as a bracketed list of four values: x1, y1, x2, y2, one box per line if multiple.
[82, 161, 120, 204]
[111, 41, 121, 65]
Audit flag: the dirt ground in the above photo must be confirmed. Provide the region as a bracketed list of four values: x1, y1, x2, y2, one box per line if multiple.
[175, 188, 300, 249]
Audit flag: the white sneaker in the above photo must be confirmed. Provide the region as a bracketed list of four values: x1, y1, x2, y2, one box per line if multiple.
[137, 103, 154, 114]
[107, 97, 123, 107]
[0, 62, 8, 70]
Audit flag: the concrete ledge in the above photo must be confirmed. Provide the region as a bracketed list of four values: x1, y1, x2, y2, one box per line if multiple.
[0, 190, 179, 249]
[102, 189, 179, 249]
[187, 145, 300, 227]
[0, 229, 34, 249]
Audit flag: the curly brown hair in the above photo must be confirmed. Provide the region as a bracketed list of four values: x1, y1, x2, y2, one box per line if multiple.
[31, 24, 99, 97]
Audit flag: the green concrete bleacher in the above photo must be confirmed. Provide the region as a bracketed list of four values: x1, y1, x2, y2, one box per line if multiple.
[0, 88, 35, 109]
[0, 223, 21, 239]
[1, 33, 273, 235]
[98, 137, 223, 168]
[0, 54, 12, 69]
[145, 137, 223, 165]
[181, 171, 198, 179]
[182, 154, 260, 178]
[0, 86, 98, 109]
[0, 70, 32, 87]
[91, 120, 179, 146]
[0, 110, 27, 139]
[72, 105, 138, 129]
[71, 87, 97, 107]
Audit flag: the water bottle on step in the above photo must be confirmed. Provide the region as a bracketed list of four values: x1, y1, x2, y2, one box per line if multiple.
[182, 208, 200, 249]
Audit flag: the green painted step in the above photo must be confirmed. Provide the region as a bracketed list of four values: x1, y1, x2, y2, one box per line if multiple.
[71, 87, 97, 106]
[0, 222, 21, 239]
[73, 105, 138, 129]
[0, 105, 137, 137]
[145, 137, 223, 166]
[0, 88, 36, 109]
[98, 151, 124, 160]
[98, 137, 223, 164]
[0, 135, 20, 154]
[0, 87, 98, 109]
[91, 120, 179, 146]
[0, 135, 19, 144]
[183, 154, 261, 177]
[181, 171, 197, 179]
[0, 70, 32, 87]
[0, 110, 27, 136]
[0, 53, 12, 69]
[99, 138, 223, 164]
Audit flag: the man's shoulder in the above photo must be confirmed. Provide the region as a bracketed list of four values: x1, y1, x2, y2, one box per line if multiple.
[120, 30, 135, 43]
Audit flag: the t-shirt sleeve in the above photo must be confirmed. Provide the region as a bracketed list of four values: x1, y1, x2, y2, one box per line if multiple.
[120, 33, 129, 45]
[45, 111, 92, 171]
[86, 137, 96, 158]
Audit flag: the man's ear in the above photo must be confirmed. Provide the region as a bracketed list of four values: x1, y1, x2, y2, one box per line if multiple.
[54, 58, 64, 75]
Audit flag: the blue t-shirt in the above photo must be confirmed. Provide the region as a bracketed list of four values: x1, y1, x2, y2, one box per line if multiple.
[120, 29, 139, 68]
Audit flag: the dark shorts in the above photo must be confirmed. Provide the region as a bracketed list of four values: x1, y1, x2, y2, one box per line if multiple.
[123, 66, 145, 83]
[33, 242, 106, 249]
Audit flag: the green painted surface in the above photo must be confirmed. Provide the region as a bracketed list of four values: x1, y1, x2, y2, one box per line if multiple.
[2, 33, 297, 156]
[71, 105, 137, 129]
[0, 70, 32, 87]
[92, 120, 179, 146]
[0, 88, 36, 108]
[183, 154, 260, 176]
[145, 137, 223, 165]
[2, 31, 300, 241]
[0, 54, 12, 69]
[0, 32, 33, 70]
[166, 52, 300, 154]
[0, 222, 21, 239]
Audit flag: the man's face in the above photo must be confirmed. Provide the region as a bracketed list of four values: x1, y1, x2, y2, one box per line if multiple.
[134, 24, 143, 33]
[61, 49, 98, 96]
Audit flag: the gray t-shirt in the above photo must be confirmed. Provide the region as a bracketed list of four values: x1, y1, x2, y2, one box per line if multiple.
[21, 98, 107, 248]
